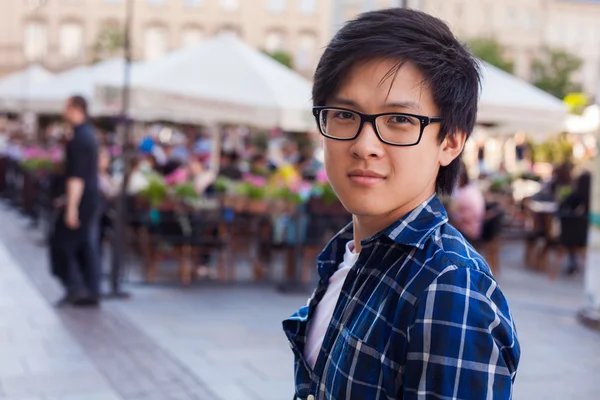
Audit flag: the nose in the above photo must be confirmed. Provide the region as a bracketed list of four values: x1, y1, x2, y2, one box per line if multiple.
[350, 120, 385, 160]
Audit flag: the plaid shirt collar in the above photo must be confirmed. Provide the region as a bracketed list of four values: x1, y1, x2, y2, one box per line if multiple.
[316, 194, 447, 283]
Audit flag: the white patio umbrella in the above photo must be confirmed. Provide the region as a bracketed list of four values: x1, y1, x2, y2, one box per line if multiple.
[0, 64, 54, 112]
[22, 58, 137, 114]
[93, 34, 315, 131]
[478, 62, 568, 136]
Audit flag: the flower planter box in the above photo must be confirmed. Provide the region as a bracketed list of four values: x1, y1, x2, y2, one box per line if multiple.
[247, 199, 270, 214]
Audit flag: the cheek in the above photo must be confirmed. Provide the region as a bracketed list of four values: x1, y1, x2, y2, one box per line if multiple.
[388, 146, 440, 183]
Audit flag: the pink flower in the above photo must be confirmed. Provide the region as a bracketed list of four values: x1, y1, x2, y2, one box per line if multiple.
[165, 168, 189, 185]
[50, 147, 63, 162]
[316, 169, 328, 184]
[23, 147, 45, 160]
[243, 174, 267, 187]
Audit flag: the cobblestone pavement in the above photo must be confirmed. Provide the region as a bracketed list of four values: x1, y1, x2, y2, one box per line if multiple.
[1, 204, 599, 400]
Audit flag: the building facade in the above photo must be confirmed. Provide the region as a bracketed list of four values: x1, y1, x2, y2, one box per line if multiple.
[336, 0, 600, 97]
[0, 0, 332, 77]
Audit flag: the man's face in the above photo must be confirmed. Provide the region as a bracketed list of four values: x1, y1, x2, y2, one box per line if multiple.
[323, 59, 462, 221]
[63, 102, 74, 125]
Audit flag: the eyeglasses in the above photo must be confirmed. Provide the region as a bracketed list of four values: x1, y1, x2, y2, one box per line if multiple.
[313, 106, 443, 147]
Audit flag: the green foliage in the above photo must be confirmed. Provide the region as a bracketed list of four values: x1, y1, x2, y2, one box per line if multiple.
[314, 182, 338, 205]
[213, 176, 234, 194]
[92, 26, 125, 63]
[272, 186, 304, 205]
[467, 38, 514, 73]
[237, 182, 268, 200]
[139, 174, 168, 208]
[21, 158, 56, 172]
[532, 136, 574, 165]
[171, 182, 199, 203]
[265, 50, 293, 69]
[532, 48, 582, 99]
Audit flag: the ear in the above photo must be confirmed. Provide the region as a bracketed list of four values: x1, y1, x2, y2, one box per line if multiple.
[439, 130, 467, 167]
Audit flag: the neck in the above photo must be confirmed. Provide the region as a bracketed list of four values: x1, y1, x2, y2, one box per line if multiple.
[353, 190, 435, 253]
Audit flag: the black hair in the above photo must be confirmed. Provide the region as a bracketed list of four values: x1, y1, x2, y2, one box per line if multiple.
[458, 161, 470, 188]
[313, 8, 481, 195]
[68, 95, 89, 117]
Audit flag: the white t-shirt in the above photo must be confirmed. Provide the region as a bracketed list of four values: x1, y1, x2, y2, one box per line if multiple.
[304, 241, 359, 370]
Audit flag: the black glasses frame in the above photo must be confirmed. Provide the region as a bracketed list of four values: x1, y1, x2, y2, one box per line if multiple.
[312, 106, 443, 147]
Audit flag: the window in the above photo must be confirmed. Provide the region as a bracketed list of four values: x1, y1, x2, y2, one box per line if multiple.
[24, 21, 47, 61]
[218, 25, 240, 37]
[59, 22, 84, 60]
[181, 27, 204, 48]
[296, 32, 316, 71]
[505, 7, 517, 28]
[299, 0, 316, 14]
[184, 0, 202, 7]
[267, 0, 286, 13]
[265, 30, 286, 53]
[219, 0, 239, 10]
[144, 26, 168, 61]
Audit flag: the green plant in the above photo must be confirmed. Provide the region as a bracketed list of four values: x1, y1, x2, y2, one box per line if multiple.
[316, 182, 338, 205]
[171, 182, 199, 203]
[273, 186, 303, 205]
[264, 50, 294, 69]
[238, 182, 268, 200]
[21, 158, 56, 172]
[467, 37, 514, 73]
[140, 174, 168, 208]
[213, 176, 233, 194]
[532, 48, 582, 99]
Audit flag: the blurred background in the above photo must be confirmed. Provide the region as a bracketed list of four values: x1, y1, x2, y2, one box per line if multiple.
[0, 1, 599, 399]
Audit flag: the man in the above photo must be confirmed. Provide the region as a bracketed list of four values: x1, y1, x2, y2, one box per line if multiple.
[55, 95, 101, 306]
[283, 9, 520, 400]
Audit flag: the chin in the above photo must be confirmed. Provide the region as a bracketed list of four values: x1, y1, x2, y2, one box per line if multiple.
[339, 198, 388, 217]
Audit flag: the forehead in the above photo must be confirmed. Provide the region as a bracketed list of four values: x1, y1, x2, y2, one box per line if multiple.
[332, 59, 436, 114]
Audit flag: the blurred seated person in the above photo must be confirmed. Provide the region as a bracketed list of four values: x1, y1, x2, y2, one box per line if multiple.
[158, 144, 182, 176]
[127, 155, 152, 195]
[189, 156, 216, 195]
[98, 147, 119, 200]
[218, 152, 242, 180]
[449, 162, 486, 242]
[560, 171, 590, 215]
[558, 171, 591, 275]
[250, 154, 272, 177]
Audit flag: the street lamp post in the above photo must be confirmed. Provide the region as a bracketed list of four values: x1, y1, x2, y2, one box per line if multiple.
[579, 57, 600, 330]
[108, 0, 134, 298]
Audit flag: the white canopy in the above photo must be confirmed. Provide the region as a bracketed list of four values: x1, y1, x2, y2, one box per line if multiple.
[564, 104, 600, 134]
[478, 62, 568, 136]
[0, 65, 54, 112]
[18, 58, 134, 114]
[93, 34, 314, 131]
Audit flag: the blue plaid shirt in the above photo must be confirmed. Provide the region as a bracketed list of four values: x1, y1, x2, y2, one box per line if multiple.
[283, 195, 520, 399]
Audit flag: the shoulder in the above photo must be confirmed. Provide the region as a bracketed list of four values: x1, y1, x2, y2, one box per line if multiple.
[387, 223, 492, 303]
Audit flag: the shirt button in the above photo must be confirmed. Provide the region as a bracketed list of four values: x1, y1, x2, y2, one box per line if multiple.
[307, 395, 315, 400]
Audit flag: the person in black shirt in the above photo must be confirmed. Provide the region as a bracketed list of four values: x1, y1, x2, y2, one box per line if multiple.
[55, 95, 101, 307]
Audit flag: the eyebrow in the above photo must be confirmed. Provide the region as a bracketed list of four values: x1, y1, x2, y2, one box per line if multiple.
[329, 97, 422, 112]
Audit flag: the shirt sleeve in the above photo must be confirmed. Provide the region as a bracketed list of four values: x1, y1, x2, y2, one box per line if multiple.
[403, 267, 520, 400]
[65, 138, 90, 180]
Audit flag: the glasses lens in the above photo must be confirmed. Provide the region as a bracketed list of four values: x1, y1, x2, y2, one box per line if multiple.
[376, 114, 421, 145]
[319, 108, 360, 139]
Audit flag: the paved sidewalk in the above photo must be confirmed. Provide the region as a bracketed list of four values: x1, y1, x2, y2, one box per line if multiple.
[0, 203, 599, 399]
[0, 241, 120, 400]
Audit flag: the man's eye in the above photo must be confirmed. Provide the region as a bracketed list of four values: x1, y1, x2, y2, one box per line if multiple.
[388, 115, 412, 124]
[334, 112, 355, 120]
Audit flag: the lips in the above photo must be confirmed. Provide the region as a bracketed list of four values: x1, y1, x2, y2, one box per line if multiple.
[348, 169, 386, 186]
